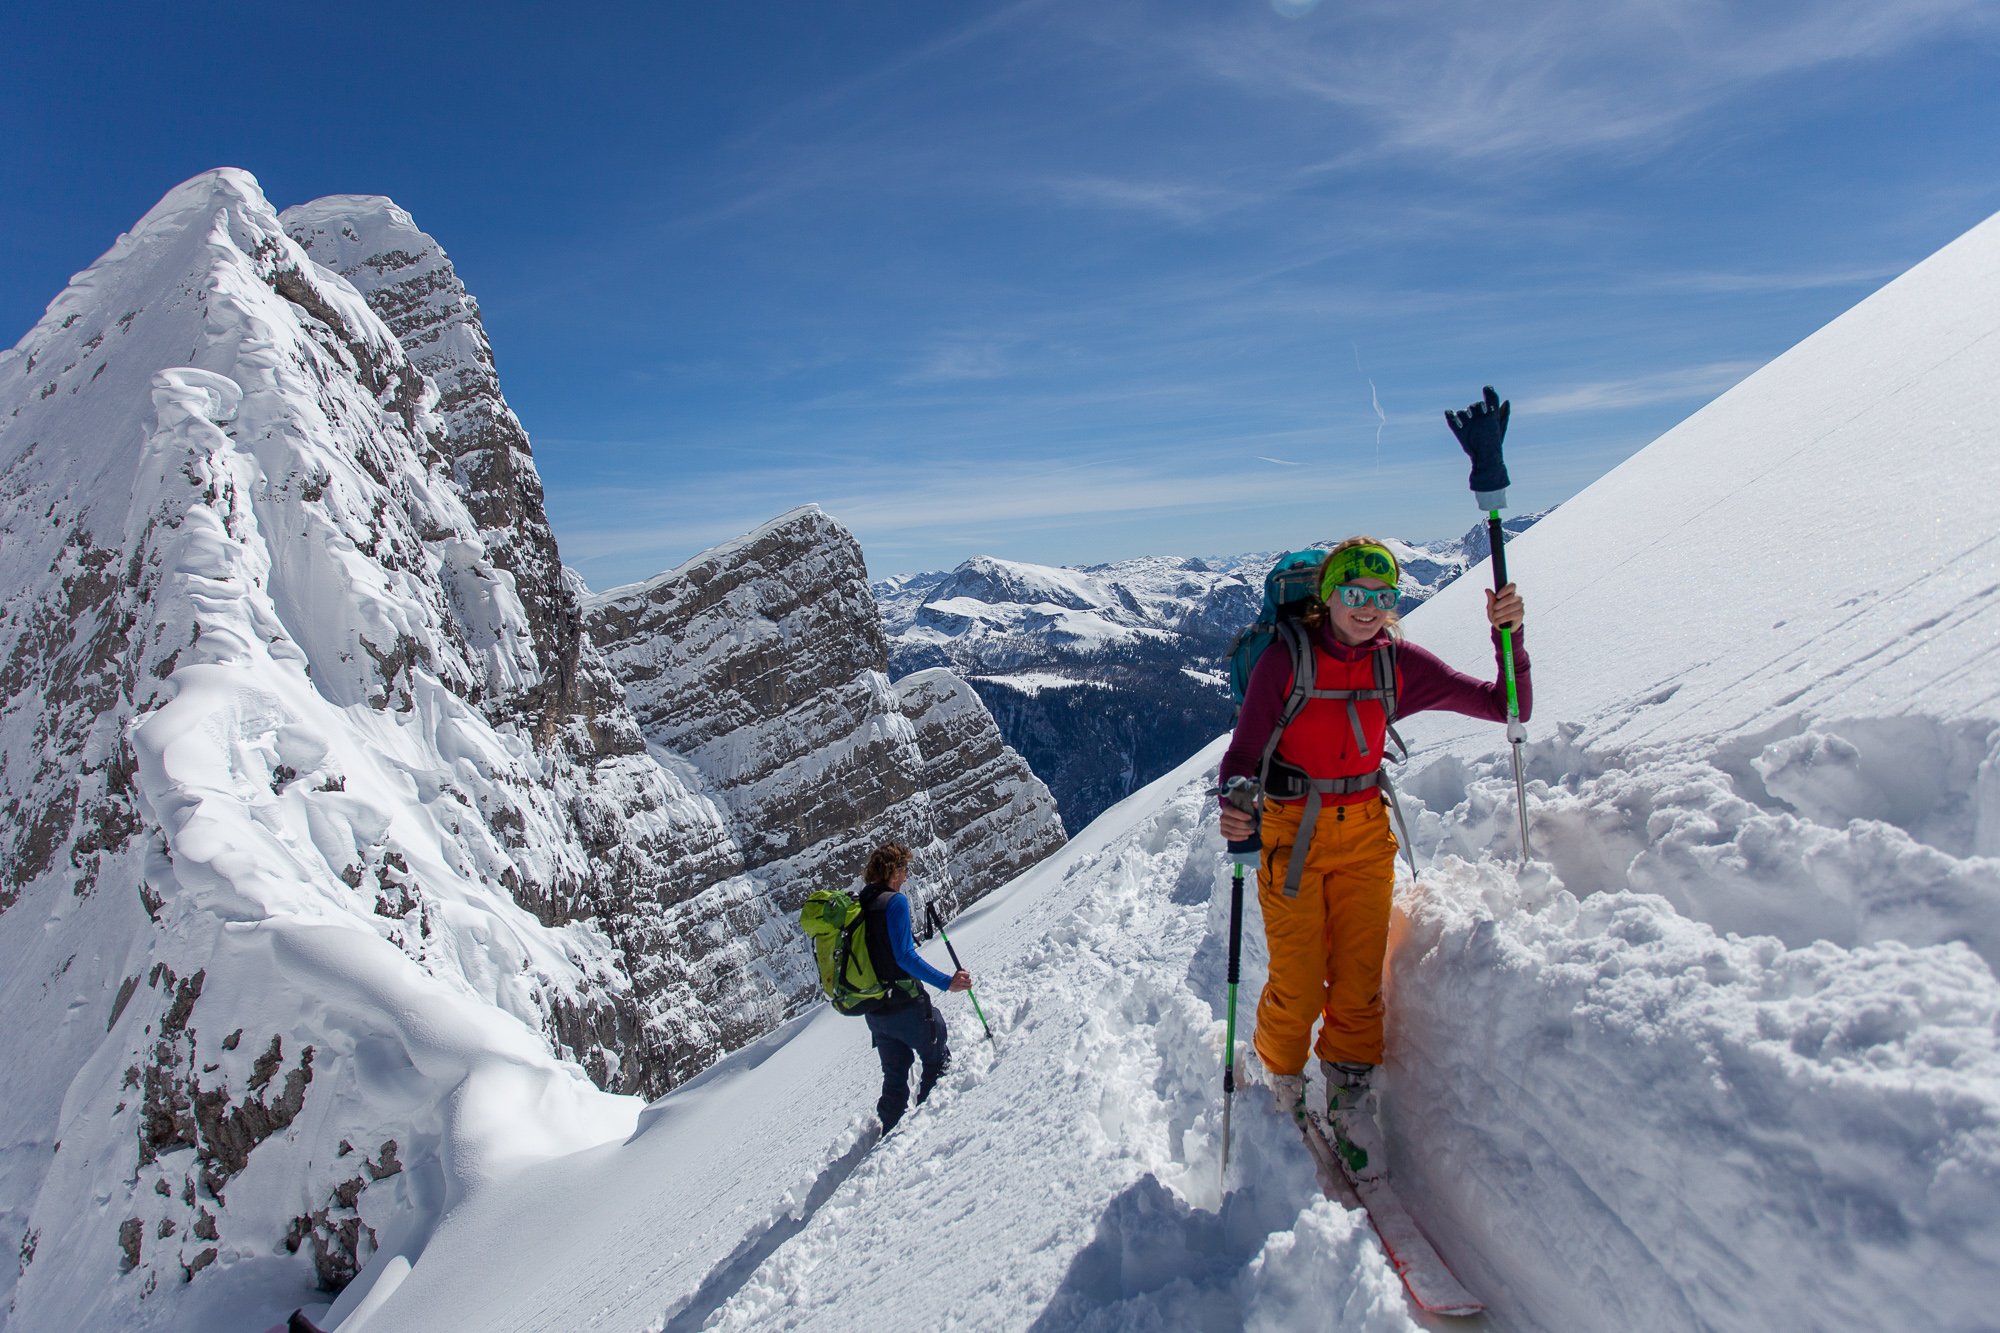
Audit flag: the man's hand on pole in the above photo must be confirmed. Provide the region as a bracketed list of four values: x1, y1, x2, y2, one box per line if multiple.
[948, 969, 972, 993]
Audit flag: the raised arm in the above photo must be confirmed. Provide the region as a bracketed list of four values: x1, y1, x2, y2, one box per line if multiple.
[1396, 629, 1532, 723]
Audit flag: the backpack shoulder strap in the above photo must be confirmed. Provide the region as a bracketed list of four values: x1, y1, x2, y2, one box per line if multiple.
[1374, 642, 1409, 762]
[1275, 621, 1316, 729]
[1257, 621, 1317, 791]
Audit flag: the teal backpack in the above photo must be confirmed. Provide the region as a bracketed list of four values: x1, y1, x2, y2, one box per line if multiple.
[1225, 551, 1327, 707]
[799, 888, 924, 1015]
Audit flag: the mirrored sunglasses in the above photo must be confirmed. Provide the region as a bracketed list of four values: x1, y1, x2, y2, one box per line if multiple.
[1335, 585, 1398, 610]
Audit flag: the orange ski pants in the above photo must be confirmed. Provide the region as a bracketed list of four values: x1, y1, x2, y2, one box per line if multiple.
[1252, 795, 1399, 1074]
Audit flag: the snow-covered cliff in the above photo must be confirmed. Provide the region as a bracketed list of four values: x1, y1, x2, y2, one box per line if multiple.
[277, 195, 760, 1097]
[0, 169, 643, 1329]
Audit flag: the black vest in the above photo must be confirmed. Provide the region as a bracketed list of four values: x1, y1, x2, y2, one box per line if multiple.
[858, 884, 920, 1005]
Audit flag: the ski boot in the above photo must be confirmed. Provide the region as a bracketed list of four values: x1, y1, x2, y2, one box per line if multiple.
[1271, 1072, 1307, 1124]
[1321, 1059, 1387, 1181]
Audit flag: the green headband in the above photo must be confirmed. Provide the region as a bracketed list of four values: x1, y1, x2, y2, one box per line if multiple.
[1320, 544, 1399, 600]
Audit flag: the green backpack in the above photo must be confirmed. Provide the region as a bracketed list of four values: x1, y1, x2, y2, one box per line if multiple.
[799, 888, 924, 1015]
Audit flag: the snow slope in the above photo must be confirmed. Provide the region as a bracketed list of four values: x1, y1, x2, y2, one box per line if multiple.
[352, 738, 1423, 1333]
[338, 210, 2000, 1331]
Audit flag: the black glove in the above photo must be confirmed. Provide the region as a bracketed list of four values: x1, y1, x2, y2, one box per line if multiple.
[1445, 386, 1511, 499]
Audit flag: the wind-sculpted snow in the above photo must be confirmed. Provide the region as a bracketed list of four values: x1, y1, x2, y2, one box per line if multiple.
[0, 169, 643, 1329]
[1381, 739, 2000, 1330]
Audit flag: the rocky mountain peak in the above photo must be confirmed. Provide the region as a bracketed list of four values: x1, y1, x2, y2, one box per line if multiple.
[586, 504, 1064, 910]
[0, 171, 1067, 1329]
[281, 194, 636, 760]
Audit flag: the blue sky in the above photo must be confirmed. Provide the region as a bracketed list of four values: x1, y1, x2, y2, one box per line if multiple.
[5, 1, 1998, 585]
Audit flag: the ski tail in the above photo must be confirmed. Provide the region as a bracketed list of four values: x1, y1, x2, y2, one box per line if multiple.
[1296, 1110, 1485, 1318]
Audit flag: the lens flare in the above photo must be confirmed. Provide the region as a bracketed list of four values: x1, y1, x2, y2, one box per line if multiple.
[1271, 0, 1322, 16]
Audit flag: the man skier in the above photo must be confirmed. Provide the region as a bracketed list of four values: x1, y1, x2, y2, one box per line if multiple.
[857, 844, 972, 1133]
[1218, 538, 1529, 1175]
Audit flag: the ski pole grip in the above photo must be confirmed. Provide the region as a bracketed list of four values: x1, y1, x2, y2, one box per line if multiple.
[925, 902, 966, 971]
[1488, 512, 1519, 633]
[1214, 776, 1264, 857]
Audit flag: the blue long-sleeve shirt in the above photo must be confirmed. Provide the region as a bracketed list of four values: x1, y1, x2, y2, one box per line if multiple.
[881, 892, 955, 990]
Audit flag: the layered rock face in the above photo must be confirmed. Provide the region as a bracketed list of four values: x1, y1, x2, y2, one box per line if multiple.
[280, 197, 620, 754]
[585, 507, 1067, 973]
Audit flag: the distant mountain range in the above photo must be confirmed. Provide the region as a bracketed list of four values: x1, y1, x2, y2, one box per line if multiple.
[873, 514, 1549, 831]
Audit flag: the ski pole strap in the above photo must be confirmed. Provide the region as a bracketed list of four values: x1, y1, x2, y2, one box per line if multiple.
[1280, 772, 1383, 897]
[1376, 768, 1419, 880]
[926, 902, 967, 972]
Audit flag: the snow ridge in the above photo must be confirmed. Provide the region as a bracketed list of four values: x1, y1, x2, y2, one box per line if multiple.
[0, 170, 639, 1329]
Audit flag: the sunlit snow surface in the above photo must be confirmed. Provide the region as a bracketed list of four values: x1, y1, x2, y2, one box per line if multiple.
[349, 210, 2000, 1330]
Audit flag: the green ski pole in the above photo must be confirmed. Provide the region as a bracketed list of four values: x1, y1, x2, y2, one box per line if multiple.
[1487, 511, 1532, 865]
[925, 901, 995, 1044]
[1448, 384, 1532, 865]
[1215, 777, 1262, 1189]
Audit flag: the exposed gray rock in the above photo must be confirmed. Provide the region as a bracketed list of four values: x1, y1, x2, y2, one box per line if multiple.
[586, 506, 1066, 1011]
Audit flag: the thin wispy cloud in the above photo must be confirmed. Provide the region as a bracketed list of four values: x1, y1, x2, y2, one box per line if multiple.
[1607, 265, 1906, 296]
[557, 448, 1430, 583]
[1517, 360, 1765, 415]
[1156, 0, 1999, 163]
[1043, 174, 1255, 225]
[903, 339, 1013, 383]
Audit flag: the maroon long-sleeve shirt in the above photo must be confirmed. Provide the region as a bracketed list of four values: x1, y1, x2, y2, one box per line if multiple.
[1220, 625, 1532, 795]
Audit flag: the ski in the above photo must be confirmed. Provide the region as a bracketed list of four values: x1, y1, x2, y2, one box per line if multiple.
[1295, 1107, 1485, 1318]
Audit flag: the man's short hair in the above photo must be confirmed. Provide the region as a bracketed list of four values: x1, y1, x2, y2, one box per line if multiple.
[865, 843, 913, 885]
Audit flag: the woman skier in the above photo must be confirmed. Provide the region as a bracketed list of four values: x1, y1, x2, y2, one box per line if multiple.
[1217, 537, 1529, 1175]
[857, 843, 972, 1133]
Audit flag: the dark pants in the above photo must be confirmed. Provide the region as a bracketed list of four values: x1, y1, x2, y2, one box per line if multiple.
[865, 998, 950, 1132]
